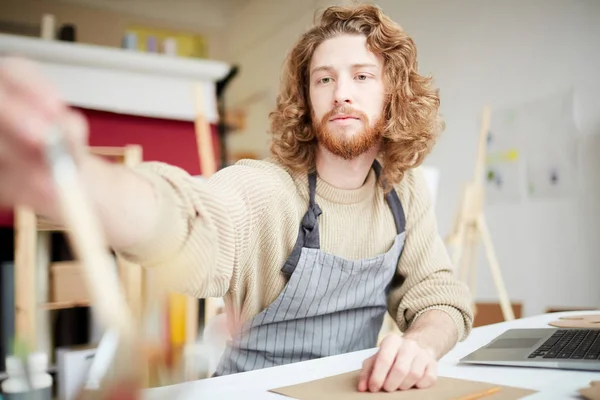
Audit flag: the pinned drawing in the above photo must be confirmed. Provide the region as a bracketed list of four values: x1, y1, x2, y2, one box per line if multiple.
[486, 88, 579, 204]
[526, 138, 578, 199]
[485, 108, 522, 205]
[520, 89, 579, 200]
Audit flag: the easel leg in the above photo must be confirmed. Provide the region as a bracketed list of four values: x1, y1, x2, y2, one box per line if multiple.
[458, 225, 480, 321]
[459, 225, 477, 284]
[451, 223, 467, 277]
[466, 227, 480, 297]
[476, 213, 515, 321]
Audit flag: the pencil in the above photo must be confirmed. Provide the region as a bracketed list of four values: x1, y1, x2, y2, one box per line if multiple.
[454, 386, 501, 400]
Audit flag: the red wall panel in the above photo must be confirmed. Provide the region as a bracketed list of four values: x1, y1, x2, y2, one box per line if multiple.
[0, 212, 11, 227]
[0, 107, 220, 227]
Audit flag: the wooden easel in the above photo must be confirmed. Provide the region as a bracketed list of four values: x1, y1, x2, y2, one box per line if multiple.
[140, 83, 220, 384]
[445, 106, 515, 322]
[182, 83, 220, 347]
[192, 84, 223, 331]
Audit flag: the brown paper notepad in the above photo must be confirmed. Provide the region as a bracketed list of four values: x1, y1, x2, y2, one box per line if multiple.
[270, 370, 536, 400]
[579, 381, 600, 400]
[548, 314, 600, 329]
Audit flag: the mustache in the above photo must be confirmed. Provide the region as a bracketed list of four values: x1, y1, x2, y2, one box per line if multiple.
[325, 105, 367, 121]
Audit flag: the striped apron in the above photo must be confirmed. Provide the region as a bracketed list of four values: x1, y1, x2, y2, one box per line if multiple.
[214, 161, 406, 376]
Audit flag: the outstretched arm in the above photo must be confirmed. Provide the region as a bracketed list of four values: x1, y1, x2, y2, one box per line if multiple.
[111, 160, 287, 298]
[0, 56, 283, 299]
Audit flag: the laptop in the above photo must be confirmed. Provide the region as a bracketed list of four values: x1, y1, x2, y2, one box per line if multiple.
[460, 328, 600, 371]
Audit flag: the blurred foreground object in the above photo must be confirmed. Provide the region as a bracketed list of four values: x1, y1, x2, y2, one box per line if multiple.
[1, 352, 53, 399]
[44, 128, 146, 399]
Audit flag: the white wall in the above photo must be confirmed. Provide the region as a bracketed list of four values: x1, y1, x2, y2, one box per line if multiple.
[222, 0, 600, 317]
[54, 0, 248, 32]
[221, 0, 328, 157]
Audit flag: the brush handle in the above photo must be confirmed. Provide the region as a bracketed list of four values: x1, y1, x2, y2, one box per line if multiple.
[44, 127, 134, 339]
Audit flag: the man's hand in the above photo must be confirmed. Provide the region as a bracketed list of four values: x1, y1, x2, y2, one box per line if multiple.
[357, 334, 438, 393]
[0, 56, 162, 251]
[0, 56, 89, 218]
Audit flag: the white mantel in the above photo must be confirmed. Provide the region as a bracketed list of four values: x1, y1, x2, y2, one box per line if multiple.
[0, 33, 231, 123]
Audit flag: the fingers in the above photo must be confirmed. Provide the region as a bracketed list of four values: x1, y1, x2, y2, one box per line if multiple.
[356, 335, 438, 393]
[0, 72, 86, 158]
[367, 335, 401, 392]
[0, 57, 66, 154]
[415, 361, 437, 389]
[383, 341, 426, 392]
[358, 355, 375, 392]
[0, 171, 16, 208]
[0, 56, 64, 118]
[397, 352, 428, 391]
[0, 157, 54, 212]
[0, 88, 51, 149]
[0, 56, 80, 215]
[59, 108, 89, 159]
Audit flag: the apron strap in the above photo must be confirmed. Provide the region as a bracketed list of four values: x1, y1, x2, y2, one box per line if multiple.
[282, 161, 407, 275]
[281, 172, 322, 275]
[372, 160, 406, 234]
[302, 172, 322, 249]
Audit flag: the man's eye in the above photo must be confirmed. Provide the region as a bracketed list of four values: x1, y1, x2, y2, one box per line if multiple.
[319, 77, 332, 84]
[356, 74, 368, 80]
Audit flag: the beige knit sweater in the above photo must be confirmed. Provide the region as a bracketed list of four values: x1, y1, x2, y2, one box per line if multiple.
[118, 158, 474, 341]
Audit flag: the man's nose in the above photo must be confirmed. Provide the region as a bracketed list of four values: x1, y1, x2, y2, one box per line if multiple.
[333, 79, 352, 105]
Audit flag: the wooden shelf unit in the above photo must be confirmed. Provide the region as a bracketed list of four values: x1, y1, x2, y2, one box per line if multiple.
[13, 145, 145, 352]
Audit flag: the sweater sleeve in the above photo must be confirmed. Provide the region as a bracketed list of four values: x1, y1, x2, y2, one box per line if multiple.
[387, 167, 474, 341]
[114, 160, 284, 299]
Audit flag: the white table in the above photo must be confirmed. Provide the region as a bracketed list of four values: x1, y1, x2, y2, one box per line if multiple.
[143, 311, 600, 399]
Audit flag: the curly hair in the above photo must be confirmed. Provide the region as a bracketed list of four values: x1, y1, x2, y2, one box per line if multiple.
[269, 3, 444, 190]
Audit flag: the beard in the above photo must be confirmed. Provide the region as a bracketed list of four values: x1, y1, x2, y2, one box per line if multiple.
[312, 105, 384, 160]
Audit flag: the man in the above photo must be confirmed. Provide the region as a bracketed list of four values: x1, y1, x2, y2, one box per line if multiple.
[0, 3, 473, 394]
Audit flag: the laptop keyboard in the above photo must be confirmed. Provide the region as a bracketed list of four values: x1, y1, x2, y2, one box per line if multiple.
[528, 329, 600, 360]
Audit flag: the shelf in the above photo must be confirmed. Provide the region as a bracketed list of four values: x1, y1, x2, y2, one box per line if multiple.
[87, 146, 131, 158]
[0, 33, 229, 82]
[41, 301, 91, 310]
[46, 262, 92, 310]
[0, 33, 230, 122]
[36, 216, 65, 232]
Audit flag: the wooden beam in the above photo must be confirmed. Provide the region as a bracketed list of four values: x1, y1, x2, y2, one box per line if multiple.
[14, 206, 37, 351]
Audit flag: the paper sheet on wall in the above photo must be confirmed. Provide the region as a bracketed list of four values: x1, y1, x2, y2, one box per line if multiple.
[486, 89, 579, 204]
[520, 90, 579, 199]
[486, 106, 522, 204]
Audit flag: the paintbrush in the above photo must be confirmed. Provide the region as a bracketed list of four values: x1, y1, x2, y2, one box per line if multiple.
[44, 127, 193, 397]
[44, 127, 134, 339]
[44, 126, 145, 397]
